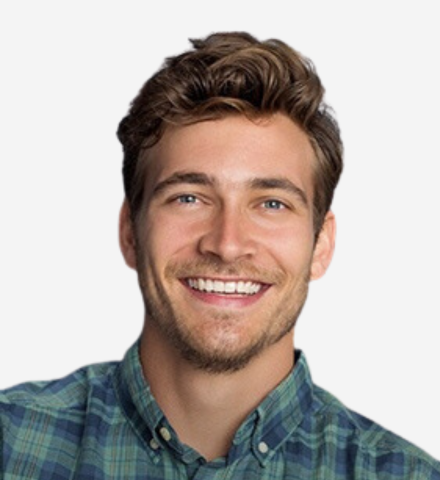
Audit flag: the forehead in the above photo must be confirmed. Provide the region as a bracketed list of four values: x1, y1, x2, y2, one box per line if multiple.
[143, 114, 315, 197]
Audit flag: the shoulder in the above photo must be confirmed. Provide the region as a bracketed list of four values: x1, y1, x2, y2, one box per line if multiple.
[0, 360, 120, 435]
[0, 361, 121, 475]
[0, 361, 119, 411]
[308, 384, 440, 478]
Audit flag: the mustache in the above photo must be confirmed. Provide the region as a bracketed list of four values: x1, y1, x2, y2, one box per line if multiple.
[164, 258, 286, 285]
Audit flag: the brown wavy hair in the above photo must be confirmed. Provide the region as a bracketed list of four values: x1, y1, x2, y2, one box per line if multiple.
[117, 32, 343, 237]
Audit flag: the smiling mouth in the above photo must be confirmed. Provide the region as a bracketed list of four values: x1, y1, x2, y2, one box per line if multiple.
[185, 278, 266, 296]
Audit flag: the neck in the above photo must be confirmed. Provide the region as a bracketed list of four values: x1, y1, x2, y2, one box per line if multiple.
[139, 323, 295, 461]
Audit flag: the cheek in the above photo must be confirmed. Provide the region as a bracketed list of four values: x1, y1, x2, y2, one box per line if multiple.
[144, 215, 199, 265]
[263, 222, 315, 263]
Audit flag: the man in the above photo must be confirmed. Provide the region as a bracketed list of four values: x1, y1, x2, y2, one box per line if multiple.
[1, 32, 439, 479]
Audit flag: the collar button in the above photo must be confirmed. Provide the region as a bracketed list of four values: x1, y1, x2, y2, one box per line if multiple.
[258, 441, 269, 454]
[159, 427, 172, 442]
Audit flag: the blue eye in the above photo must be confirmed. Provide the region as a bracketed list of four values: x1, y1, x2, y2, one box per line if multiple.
[263, 199, 284, 210]
[176, 194, 198, 204]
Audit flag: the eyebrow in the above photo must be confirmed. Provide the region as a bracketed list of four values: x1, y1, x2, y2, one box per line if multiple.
[152, 172, 214, 196]
[152, 171, 309, 207]
[248, 177, 309, 207]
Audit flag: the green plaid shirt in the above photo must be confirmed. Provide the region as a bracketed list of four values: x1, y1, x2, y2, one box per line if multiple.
[1, 342, 439, 479]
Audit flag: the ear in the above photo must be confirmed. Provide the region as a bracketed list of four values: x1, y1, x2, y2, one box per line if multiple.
[310, 211, 336, 281]
[119, 199, 137, 270]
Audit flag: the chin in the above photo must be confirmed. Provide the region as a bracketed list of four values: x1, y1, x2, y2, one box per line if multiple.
[172, 324, 284, 374]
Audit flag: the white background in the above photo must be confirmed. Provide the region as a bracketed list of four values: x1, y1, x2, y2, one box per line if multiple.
[0, 1, 439, 460]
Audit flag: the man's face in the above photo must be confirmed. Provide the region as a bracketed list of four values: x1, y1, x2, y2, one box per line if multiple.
[121, 114, 334, 373]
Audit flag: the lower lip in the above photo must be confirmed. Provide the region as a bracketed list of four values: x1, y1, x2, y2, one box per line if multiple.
[181, 281, 270, 308]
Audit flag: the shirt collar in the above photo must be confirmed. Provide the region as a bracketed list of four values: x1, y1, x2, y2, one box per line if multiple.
[114, 341, 315, 466]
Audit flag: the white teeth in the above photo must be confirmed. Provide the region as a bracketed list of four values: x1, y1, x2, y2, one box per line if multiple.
[214, 280, 225, 293]
[250, 283, 260, 294]
[205, 279, 214, 292]
[187, 278, 263, 295]
[237, 281, 246, 293]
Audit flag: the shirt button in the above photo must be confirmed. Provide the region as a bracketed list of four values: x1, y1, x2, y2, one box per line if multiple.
[149, 438, 160, 450]
[258, 441, 269, 454]
[159, 427, 172, 442]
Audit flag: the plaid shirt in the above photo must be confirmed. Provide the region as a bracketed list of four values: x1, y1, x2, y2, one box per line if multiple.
[1, 342, 439, 479]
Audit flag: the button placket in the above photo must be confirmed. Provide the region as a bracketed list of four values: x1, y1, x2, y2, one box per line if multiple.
[149, 438, 160, 451]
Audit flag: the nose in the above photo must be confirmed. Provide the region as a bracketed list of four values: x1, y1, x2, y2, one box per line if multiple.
[197, 206, 257, 263]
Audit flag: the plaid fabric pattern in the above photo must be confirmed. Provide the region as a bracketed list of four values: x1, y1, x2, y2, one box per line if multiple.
[1, 342, 439, 479]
